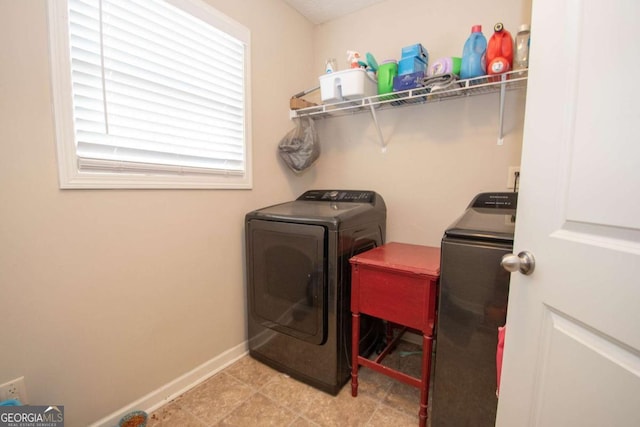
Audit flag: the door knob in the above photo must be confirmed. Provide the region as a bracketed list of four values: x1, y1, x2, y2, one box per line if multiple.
[501, 251, 535, 275]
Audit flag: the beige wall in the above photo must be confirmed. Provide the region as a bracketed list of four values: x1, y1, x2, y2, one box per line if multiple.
[0, 0, 530, 425]
[0, 0, 313, 426]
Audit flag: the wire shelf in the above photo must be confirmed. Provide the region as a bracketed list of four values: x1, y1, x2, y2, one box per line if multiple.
[290, 70, 528, 120]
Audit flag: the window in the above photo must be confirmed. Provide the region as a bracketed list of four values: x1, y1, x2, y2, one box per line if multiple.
[48, 0, 251, 189]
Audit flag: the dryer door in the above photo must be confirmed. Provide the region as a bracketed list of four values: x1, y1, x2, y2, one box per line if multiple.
[247, 219, 327, 345]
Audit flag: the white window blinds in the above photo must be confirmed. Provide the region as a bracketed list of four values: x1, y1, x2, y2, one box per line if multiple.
[66, 0, 248, 178]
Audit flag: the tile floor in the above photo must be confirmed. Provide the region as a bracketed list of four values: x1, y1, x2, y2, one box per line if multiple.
[148, 340, 428, 427]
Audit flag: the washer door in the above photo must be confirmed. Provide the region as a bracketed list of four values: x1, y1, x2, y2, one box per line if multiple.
[247, 219, 327, 345]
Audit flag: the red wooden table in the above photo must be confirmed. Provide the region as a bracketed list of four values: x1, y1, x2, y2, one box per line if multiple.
[350, 242, 440, 427]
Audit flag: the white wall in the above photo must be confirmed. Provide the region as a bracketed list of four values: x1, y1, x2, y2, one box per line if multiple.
[0, 0, 531, 425]
[0, 1, 313, 426]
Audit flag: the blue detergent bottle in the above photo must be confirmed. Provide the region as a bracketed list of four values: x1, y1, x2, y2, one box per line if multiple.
[460, 25, 487, 79]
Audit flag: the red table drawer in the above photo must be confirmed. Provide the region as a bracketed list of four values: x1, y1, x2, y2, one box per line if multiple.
[352, 266, 435, 331]
[350, 242, 440, 333]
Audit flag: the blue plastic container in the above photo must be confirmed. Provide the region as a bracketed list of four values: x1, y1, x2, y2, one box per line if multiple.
[401, 43, 428, 63]
[398, 56, 427, 75]
[460, 25, 487, 79]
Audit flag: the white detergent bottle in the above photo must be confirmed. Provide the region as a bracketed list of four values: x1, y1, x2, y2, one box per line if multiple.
[514, 24, 531, 70]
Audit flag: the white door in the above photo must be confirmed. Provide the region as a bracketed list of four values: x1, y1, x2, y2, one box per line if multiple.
[495, 0, 640, 425]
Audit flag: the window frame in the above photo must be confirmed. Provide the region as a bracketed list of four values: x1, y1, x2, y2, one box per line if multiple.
[47, 0, 252, 189]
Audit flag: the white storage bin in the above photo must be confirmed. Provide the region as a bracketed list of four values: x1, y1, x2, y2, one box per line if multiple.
[319, 69, 377, 103]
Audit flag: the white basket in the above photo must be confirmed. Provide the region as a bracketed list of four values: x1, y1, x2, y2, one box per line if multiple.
[319, 69, 377, 104]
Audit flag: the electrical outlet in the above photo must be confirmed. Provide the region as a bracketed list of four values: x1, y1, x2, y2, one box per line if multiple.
[507, 166, 521, 190]
[0, 377, 28, 404]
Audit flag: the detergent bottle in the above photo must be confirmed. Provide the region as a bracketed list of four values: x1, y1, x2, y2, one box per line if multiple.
[460, 25, 487, 79]
[514, 24, 531, 70]
[377, 60, 398, 95]
[486, 22, 513, 75]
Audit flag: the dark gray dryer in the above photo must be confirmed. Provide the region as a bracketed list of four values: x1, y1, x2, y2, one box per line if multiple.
[431, 192, 517, 427]
[245, 190, 386, 395]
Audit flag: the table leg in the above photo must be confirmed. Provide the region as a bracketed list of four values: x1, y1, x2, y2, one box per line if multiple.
[351, 312, 360, 397]
[419, 333, 433, 427]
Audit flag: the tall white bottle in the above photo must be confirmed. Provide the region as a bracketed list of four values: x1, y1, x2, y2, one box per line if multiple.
[514, 24, 531, 70]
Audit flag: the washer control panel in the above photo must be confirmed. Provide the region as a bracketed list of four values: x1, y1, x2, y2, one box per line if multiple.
[297, 190, 375, 203]
[471, 192, 518, 209]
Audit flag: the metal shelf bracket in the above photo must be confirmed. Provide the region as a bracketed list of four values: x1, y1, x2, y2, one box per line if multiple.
[368, 102, 387, 151]
[497, 73, 507, 146]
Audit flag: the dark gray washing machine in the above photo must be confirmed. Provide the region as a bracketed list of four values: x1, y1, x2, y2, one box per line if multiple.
[245, 190, 386, 395]
[431, 192, 517, 427]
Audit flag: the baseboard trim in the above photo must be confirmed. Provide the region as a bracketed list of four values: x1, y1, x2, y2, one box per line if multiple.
[89, 340, 249, 427]
[401, 330, 422, 346]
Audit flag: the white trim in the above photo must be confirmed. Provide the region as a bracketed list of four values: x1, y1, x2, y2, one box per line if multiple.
[48, 0, 77, 188]
[401, 330, 423, 346]
[47, 0, 253, 189]
[165, 0, 249, 43]
[88, 340, 248, 427]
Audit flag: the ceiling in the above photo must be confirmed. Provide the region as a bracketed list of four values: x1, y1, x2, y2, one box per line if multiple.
[282, 0, 387, 24]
